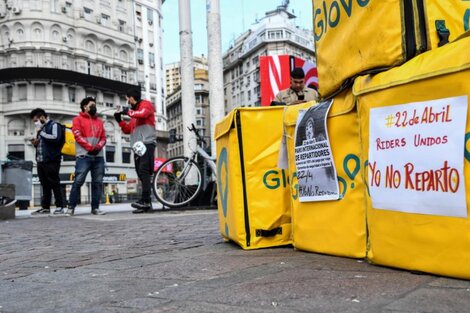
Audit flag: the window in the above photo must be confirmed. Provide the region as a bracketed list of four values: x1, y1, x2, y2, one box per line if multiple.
[118, 20, 126, 32]
[248, 90, 251, 101]
[121, 70, 127, 82]
[83, 7, 93, 20]
[18, 84, 27, 100]
[122, 147, 131, 163]
[34, 84, 46, 100]
[268, 30, 283, 40]
[103, 65, 111, 79]
[8, 120, 25, 136]
[52, 0, 59, 12]
[68, 87, 76, 103]
[147, 9, 154, 24]
[53, 85, 62, 101]
[101, 14, 110, 26]
[104, 93, 114, 108]
[137, 49, 144, 64]
[252, 55, 259, 66]
[8, 144, 24, 160]
[5, 85, 12, 102]
[194, 84, 203, 91]
[254, 86, 260, 97]
[149, 52, 155, 67]
[106, 146, 115, 163]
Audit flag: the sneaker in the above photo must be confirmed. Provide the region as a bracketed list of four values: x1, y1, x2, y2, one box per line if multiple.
[91, 208, 106, 215]
[53, 207, 66, 215]
[132, 208, 146, 214]
[31, 208, 50, 215]
[131, 200, 152, 210]
[65, 206, 75, 216]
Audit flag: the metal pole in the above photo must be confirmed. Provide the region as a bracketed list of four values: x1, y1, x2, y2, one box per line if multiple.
[206, 0, 225, 157]
[178, 0, 196, 157]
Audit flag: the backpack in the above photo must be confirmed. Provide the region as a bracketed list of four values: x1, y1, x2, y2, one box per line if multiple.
[59, 123, 76, 156]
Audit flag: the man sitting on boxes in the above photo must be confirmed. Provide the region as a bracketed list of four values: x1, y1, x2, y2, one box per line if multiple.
[273, 67, 319, 105]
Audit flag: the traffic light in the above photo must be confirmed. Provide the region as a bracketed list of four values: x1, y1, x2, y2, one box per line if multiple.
[169, 128, 177, 143]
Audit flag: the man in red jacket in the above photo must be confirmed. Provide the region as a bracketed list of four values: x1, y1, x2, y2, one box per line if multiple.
[67, 97, 107, 216]
[114, 88, 156, 213]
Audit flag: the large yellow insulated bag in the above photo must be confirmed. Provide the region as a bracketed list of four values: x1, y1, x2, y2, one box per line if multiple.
[313, 0, 470, 98]
[355, 34, 470, 279]
[215, 107, 292, 250]
[283, 91, 367, 258]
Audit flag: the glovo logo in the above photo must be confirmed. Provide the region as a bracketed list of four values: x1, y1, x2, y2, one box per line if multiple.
[217, 148, 229, 237]
[314, 0, 371, 42]
[119, 173, 127, 181]
[263, 169, 289, 190]
[465, 132, 470, 162]
[465, 9, 470, 31]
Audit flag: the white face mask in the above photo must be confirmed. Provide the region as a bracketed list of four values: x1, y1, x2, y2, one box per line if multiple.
[34, 120, 42, 129]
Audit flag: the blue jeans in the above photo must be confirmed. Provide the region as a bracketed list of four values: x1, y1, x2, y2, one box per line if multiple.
[68, 156, 105, 210]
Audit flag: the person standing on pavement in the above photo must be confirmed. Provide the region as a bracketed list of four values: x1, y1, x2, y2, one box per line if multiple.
[29, 108, 67, 215]
[274, 67, 319, 105]
[114, 88, 156, 214]
[66, 97, 107, 216]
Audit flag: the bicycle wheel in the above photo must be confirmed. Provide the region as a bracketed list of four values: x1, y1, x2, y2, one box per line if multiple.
[152, 157, 203, 208]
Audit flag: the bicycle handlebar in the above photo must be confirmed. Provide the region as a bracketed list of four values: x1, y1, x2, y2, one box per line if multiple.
[188, 123, 207, 145]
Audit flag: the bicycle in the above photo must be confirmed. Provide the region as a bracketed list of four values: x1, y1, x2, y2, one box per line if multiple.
[152, 123, 217, 208]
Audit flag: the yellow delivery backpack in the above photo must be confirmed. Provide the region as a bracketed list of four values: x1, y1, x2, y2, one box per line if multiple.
[283, 91, 367, 258]
[215, 107, 292, 250]
[354, 33, 470, 279]
[313, 0, 470, 98]
[61, 123, 76, 156]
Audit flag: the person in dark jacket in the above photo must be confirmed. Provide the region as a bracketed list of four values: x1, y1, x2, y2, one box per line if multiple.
[66, 97, 107, 216]
[30, 108, 67, 215]
[114, 88, 156, 213]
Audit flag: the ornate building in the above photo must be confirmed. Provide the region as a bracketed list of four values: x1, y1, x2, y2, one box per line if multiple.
[0, 0, 165, 206]
[223, 4, 315, 112]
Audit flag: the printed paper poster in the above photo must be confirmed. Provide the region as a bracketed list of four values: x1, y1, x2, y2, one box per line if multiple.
[294, 99, 339, 201]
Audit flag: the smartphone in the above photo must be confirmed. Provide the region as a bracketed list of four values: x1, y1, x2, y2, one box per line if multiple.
[298, 94, 305, 101]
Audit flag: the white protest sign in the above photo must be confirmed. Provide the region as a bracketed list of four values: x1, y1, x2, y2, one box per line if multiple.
[369, 96, 468, 217]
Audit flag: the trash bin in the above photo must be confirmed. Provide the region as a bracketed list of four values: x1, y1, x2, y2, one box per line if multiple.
[2, 160, 33, 204]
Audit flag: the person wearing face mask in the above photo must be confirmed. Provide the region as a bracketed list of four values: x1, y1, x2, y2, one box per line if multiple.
[29, 108, 67, 215]
[66, 97, 107, 216]
[114, 88, 156, 213]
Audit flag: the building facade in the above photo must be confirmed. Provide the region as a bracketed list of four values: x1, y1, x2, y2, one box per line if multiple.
[165, 55, 207, 96]
[134, 0, 166, 131]
[222, 5, 315, 113]
[0, 0, 165, 206]
[166, 68, 210, 158]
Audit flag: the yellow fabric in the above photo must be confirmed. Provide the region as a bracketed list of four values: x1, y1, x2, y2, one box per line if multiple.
[355, 35, 470, 279]
[61, 123, 76, 156]
[215, 107, 292, 250]
[313, 0, 470, 98]
[284, 92, 367, 258]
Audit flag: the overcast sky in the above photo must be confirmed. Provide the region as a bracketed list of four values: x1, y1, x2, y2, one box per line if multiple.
[162, 0, 313, 64]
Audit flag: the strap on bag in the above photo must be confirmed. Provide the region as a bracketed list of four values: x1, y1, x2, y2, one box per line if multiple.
[435, 20, 450, 47]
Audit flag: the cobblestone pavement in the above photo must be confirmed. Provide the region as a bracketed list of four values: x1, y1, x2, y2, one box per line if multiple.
[1, 207, 470, 313]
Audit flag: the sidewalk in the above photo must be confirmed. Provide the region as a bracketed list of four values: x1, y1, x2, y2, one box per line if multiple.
[1, 207, 470, 312]
[16, 202, 166, 218]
